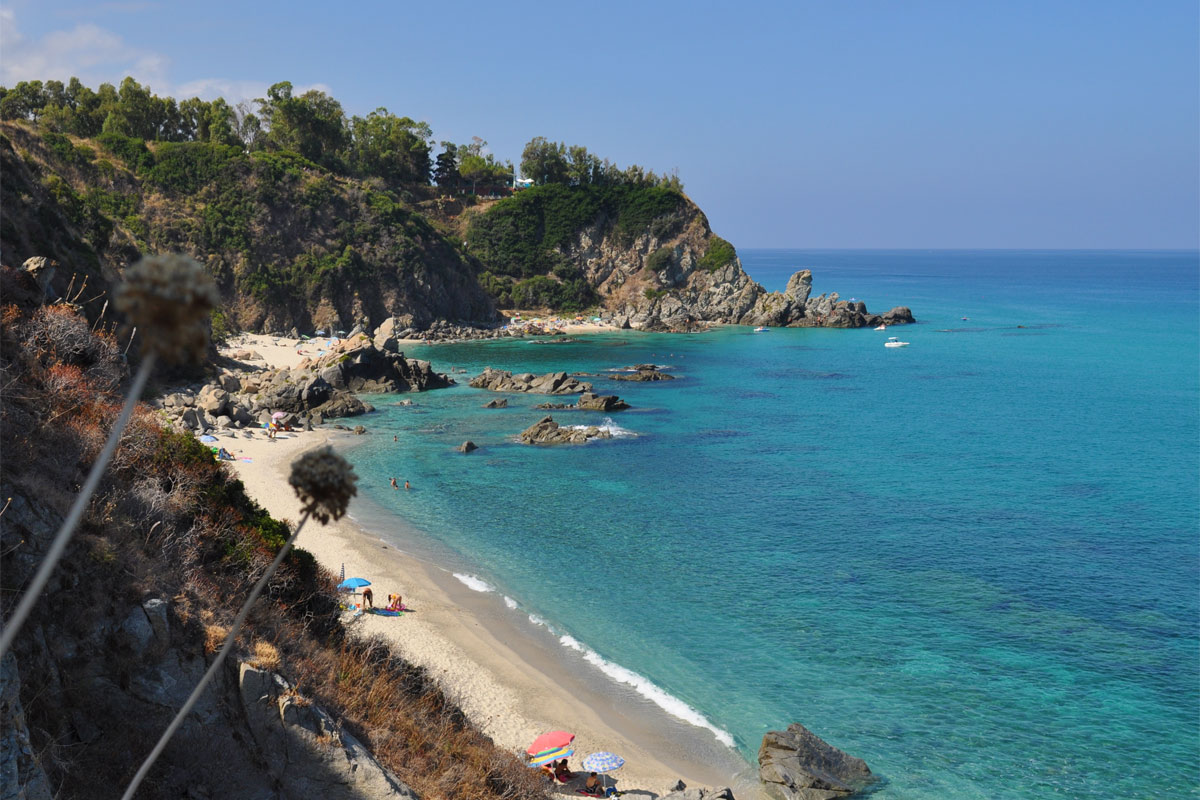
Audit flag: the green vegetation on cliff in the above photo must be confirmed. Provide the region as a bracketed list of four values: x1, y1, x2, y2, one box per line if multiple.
[466, 183, 686, 309]
[2, 76, 704, 325]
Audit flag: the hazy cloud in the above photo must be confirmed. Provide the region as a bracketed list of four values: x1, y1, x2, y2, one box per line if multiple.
[173, 78, 334, 104]
[0, 8, 169, 89]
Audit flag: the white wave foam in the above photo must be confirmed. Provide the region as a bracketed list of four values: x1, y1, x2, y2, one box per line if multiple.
[452, 573, 494, 593]
[557, 635, 735, 747]
[503, 596, 518, 610]
[568, 417, 636, 438]
[528, 613, 549, 629]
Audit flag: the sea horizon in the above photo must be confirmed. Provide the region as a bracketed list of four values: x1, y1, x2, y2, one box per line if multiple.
[344, 248, 1198, 799]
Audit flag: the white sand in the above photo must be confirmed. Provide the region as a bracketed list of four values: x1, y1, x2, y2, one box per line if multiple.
[207, 335, 756, 798]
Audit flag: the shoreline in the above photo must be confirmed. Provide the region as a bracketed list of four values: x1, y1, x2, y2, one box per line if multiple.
[209, 330, 759, 798]
[220, 430, 756, 798]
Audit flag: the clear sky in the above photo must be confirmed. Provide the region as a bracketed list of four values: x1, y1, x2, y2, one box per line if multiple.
[3, 0, 1197, 249]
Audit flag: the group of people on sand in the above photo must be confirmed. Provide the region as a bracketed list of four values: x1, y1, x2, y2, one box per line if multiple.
[356, 587, 405, 613]
[539, 760, 620, 796]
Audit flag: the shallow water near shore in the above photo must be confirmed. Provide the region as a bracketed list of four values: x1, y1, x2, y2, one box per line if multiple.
[349, 250, 1199, 799]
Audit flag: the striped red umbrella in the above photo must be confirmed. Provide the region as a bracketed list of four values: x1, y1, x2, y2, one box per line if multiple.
[527, 731, 575, 755]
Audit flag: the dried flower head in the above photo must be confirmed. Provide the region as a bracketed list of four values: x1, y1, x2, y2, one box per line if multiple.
[288, 447, 357, 524]
[114, 254, 220, 363]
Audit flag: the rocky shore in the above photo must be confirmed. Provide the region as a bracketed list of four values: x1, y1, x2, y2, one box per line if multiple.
[158, 334, 453, 434]
[519, 416, 614, 445]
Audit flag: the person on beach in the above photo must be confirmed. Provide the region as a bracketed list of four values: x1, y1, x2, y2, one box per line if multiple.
[361, 587, 373, 608]
[386, 594, 403, 611]
[554, 759, 574, 782]
[540, 764, 555, 782]
[390, 477, 398, 489]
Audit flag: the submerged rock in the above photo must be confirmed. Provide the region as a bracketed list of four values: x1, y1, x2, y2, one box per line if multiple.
[758, 723, 873, 800]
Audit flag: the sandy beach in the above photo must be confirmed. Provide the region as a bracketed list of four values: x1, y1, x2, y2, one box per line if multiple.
[212, 335, 756, 799]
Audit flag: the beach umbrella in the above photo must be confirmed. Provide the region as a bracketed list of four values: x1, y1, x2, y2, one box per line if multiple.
[581, 752, 624, 773]
[527, 746, 574, 767]
[199, 434, 217, 443]
[316, 329, 326, 335]
[527, 731, 575, 755]
[337, 577, 371, 591]
[271, 411, 287, 420]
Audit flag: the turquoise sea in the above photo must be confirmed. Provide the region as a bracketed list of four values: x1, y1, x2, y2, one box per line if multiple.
[351, 250, 1199, 799]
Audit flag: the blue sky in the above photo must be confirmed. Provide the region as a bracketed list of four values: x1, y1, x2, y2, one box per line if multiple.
[3, 0, 1197, 248]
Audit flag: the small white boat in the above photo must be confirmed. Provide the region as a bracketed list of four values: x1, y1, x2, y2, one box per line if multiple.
[874, 324, 887, 331]
[884, 336, 910, 348]
[754, 326, 769, 332]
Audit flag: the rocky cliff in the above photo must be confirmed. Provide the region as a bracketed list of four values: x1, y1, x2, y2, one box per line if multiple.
[468, 185, 914, 331]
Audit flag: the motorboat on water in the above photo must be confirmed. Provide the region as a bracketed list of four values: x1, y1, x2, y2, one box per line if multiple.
[754, 326, 769, 332]
[874, 324, 887, 331]
[884, 336, 910, 348]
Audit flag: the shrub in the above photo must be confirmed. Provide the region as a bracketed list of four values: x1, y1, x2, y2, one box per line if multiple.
[646, 246, 672, 273]
[699, 236, 736, 272]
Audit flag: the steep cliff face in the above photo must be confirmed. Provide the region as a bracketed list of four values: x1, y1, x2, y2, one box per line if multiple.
[558, 196, 914, 330]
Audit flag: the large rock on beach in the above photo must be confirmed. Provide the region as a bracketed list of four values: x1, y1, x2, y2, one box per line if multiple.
[469, 367, 592, 395]
[758, 723, 873, 800]
[519, 416, 613, 445]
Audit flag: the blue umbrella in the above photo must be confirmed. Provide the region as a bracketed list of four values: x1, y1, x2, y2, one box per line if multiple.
[199, 435, 217, 443]
[581, 752, 624, 773]
[337, 577, 371, 591]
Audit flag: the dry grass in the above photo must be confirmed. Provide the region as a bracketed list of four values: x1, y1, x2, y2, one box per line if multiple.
[1, 289, 550, 800]
[251, 640, 281, 671]
[203, 623, 229, 654]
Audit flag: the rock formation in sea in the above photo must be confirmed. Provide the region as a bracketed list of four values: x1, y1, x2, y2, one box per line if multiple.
[469, 367, 593, 395]
[535, 392, 630, 411]
[758, 723, 874, 800]
[519, 416, 613, 445]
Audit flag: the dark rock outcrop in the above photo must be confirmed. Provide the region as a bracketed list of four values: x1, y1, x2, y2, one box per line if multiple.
[160, 336, 453, 428]
[457, 441, 478, 453]
[469, 367, 592, 395]
[482, 398, 508, 409]
[518, 416, 613, 445]
[239, 664, 418, 800]
[611, 366, 676, 382]
[758, 723, 873, 800]
[535, 392, 630, 411]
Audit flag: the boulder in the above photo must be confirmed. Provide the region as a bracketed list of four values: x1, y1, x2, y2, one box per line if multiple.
[483, 398, 508, 408]
[612, 366, 676, 382]
[758, 723, 873, 800]
[519, 416, 613, 445]
[354, 425, 366, 435]
[217, 373, 242, 393]
[457, 441, 478, 453]
[196, 385, 230, 416]
[576, 392, 630, 411]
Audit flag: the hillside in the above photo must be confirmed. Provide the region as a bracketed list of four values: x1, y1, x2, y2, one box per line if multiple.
[0, 265, 545, 799]
[1, 121, 496, 334]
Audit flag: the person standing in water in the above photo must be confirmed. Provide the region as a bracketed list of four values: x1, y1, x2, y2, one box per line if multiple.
[390, 477, 398, 490]
[404, 480, 410, 490]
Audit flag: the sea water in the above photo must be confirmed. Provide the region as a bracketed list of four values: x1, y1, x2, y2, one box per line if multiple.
[348, 251, 1199, 799]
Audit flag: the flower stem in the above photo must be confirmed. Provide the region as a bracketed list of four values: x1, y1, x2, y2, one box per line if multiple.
[120, 511, 312, 800]
[0, 352, 157, 659]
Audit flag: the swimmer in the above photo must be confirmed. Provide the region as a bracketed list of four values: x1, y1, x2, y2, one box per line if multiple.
[394, 435, 398, 442]
[390, 477, 398, 490]
[404, 480, 410, 490]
